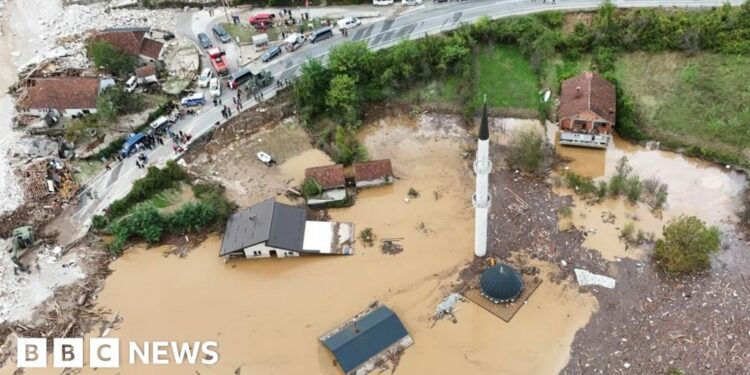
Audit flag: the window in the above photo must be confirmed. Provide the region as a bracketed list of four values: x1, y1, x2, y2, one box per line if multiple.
[252, 250, 262, 256]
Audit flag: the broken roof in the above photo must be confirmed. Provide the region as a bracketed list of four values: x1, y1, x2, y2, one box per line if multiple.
[322, 305, 410, 374]
[219, 198, 306, 256]
[305, 164, 346, 190]
[22, 77, 101, 110]
[135, 64, 157, 78]
[558, 71, 616, 124]
[353, 159, 393, 182]
[93, 28, 163, 59]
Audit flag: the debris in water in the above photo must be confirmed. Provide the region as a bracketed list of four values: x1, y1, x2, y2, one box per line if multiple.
[407, 187, 419, 199]
[574, 269, 616, 289]
[380, 239, 403, 255]
[434, 293, 464, 323]
[359, 227, 375, 247]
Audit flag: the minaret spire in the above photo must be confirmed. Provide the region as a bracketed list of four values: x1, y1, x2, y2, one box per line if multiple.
[473, 97, 491, 257]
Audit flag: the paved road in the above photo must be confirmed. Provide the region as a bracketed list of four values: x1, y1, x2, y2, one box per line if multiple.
[69, 0, 744, 241]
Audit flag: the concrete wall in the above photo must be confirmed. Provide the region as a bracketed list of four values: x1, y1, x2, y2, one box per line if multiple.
[243, 242, 299, 259]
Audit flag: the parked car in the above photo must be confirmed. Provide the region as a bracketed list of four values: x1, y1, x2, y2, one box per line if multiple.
[248, 13, 275, 26]
[373, 0, 394, 5]
[284, 33, 306, 52]
[197, 32, 212, 49]
[402, 0, 423, 5]
[261, 45, 282, 62]
[124, 76, 138, 93]
[212, 25, 232, 43]
[209, 78, 221, 97]
[148, 115, 172, 133]
[197, 68, 213, 88]
[181, 92, 205, 107]
[227, 69, 254, 89]
[336, 17, 361, 30]
[310, 27, 334, 43]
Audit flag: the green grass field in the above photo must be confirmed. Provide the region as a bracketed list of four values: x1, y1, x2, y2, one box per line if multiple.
[399, 45, 541, 113]
[615, 52, 750, 160]
[473, 45, 540, 110]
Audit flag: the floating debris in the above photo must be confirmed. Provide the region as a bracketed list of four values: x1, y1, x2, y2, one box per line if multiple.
[574, 269, 616, 289]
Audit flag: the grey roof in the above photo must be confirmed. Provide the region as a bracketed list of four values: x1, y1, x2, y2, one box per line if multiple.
[322, 305, 409, 374]
[480, 264, 524, 303]
[219, 198, 305, 256]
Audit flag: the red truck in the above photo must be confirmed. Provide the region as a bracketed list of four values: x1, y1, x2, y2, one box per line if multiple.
[207, 47, 229, 76]
[248, 13, 275, 27]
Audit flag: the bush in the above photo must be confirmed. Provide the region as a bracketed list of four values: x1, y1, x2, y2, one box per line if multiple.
[620, 222, 636, 242]
[564, 172, 597, 198]
[558, 206, 573, 217]
[506, 128, 544, 172]
[92, 214, 109, 230]
[624, 175, 642, 203]
[106, 161, 188, 219]
[596, 181, 608, 200]
[653, 215, 721, 274]
[301, 177, 323, 198]
[359, 227, 375, 247]
[168, 202, 219, 234]
[331, 125, 368, 165]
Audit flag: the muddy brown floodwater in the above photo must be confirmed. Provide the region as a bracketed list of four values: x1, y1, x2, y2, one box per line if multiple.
[10, 115, 599, 375]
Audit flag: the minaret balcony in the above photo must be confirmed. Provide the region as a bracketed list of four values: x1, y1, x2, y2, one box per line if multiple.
[473, 160, 492, 175]
[472, 193, 491, 209]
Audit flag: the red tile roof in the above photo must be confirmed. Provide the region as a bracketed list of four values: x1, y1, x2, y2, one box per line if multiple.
[305, 165, 346, 190]
[135, 64, 157, 78]
[22, 77, 101, 110]
[93, 30, 146, 56]
[558, 71, 616, 125]
[353, 159, 393, 182]
[92, 30, 163, 60]
[139, 38, 164, 59]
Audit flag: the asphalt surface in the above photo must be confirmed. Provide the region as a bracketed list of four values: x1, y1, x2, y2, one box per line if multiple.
[70, 0, 744, 239]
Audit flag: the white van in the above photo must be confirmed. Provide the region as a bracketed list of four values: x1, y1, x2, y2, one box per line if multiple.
[373, 0, 394, 5]
[336, 17, 361, 30]
[402, 0, 423, 5]
[124, 76, 137, 93]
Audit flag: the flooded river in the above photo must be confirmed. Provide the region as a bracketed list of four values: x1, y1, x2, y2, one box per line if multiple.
[10, 116, 598, 374]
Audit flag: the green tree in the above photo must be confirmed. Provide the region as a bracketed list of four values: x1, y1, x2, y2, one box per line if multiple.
[654, 215, 721, 274]
[327, 41, 374, 79]
[506, 128, 544, 172]
[88, 40, 138, 77]
[326, 74, 360, 125]
[65, 115, 100, 142]
[97, 86, 144, 120]
[295, 59, 331, 122]
[332, 125, 367, 165]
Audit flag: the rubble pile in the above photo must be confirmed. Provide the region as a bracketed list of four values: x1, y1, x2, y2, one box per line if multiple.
[21, 4, 177, 71]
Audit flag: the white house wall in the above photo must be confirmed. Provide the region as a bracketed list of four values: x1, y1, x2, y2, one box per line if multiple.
[243, 242, 299, 258]
[24, 108, 96, 119]
[356, 176, 391, 188]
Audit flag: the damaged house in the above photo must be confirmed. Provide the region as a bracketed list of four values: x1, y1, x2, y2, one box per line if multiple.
[219, 198, 354, 260]
[19, 76, 115, 119]
[304, 164, 348, 206]
[557, 71, 616, 149]
[92, 27, 165, 62]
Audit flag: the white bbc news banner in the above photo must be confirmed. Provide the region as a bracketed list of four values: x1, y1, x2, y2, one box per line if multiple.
[17, 338, 219, 368]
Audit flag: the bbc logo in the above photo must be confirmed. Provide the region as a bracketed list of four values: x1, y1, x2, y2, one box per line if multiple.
[18, 338, 120, 368]
[17, 338, 219, 368]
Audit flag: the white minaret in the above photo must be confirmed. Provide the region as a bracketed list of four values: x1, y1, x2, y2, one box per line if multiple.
[473, 101, 491, 257]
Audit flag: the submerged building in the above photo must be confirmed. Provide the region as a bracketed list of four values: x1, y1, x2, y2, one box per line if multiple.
[479, 263, 524, 303]
[219, 198, 354, 260]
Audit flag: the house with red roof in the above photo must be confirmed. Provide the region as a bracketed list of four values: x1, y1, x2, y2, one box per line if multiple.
[353, 159, 393, 188]
[20, 76, 115, 118]
[304, 164, 348, 206]
[92, 27, 165, 62]
[557, 71, 616, 149]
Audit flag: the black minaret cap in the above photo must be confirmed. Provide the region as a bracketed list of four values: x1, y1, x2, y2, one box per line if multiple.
[479, 100, 489, 141]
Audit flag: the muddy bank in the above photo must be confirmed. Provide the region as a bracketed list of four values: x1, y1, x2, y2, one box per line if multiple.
[548, 126, 750, 374]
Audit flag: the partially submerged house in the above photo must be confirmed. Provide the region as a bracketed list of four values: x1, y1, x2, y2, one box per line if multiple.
[557, 71, 616, 149]
[320, 303, 413, 375]
[92, 27, 165, 62]
[20, 77, 115, 118]
[304, 164, 347, 206]
[353, 159, 393, 188]
[219, 198, 354, 260]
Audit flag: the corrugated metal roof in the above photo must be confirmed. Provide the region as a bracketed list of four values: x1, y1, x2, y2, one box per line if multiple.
[219, 198, 306, 256]
[323, 306, 409, 374]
